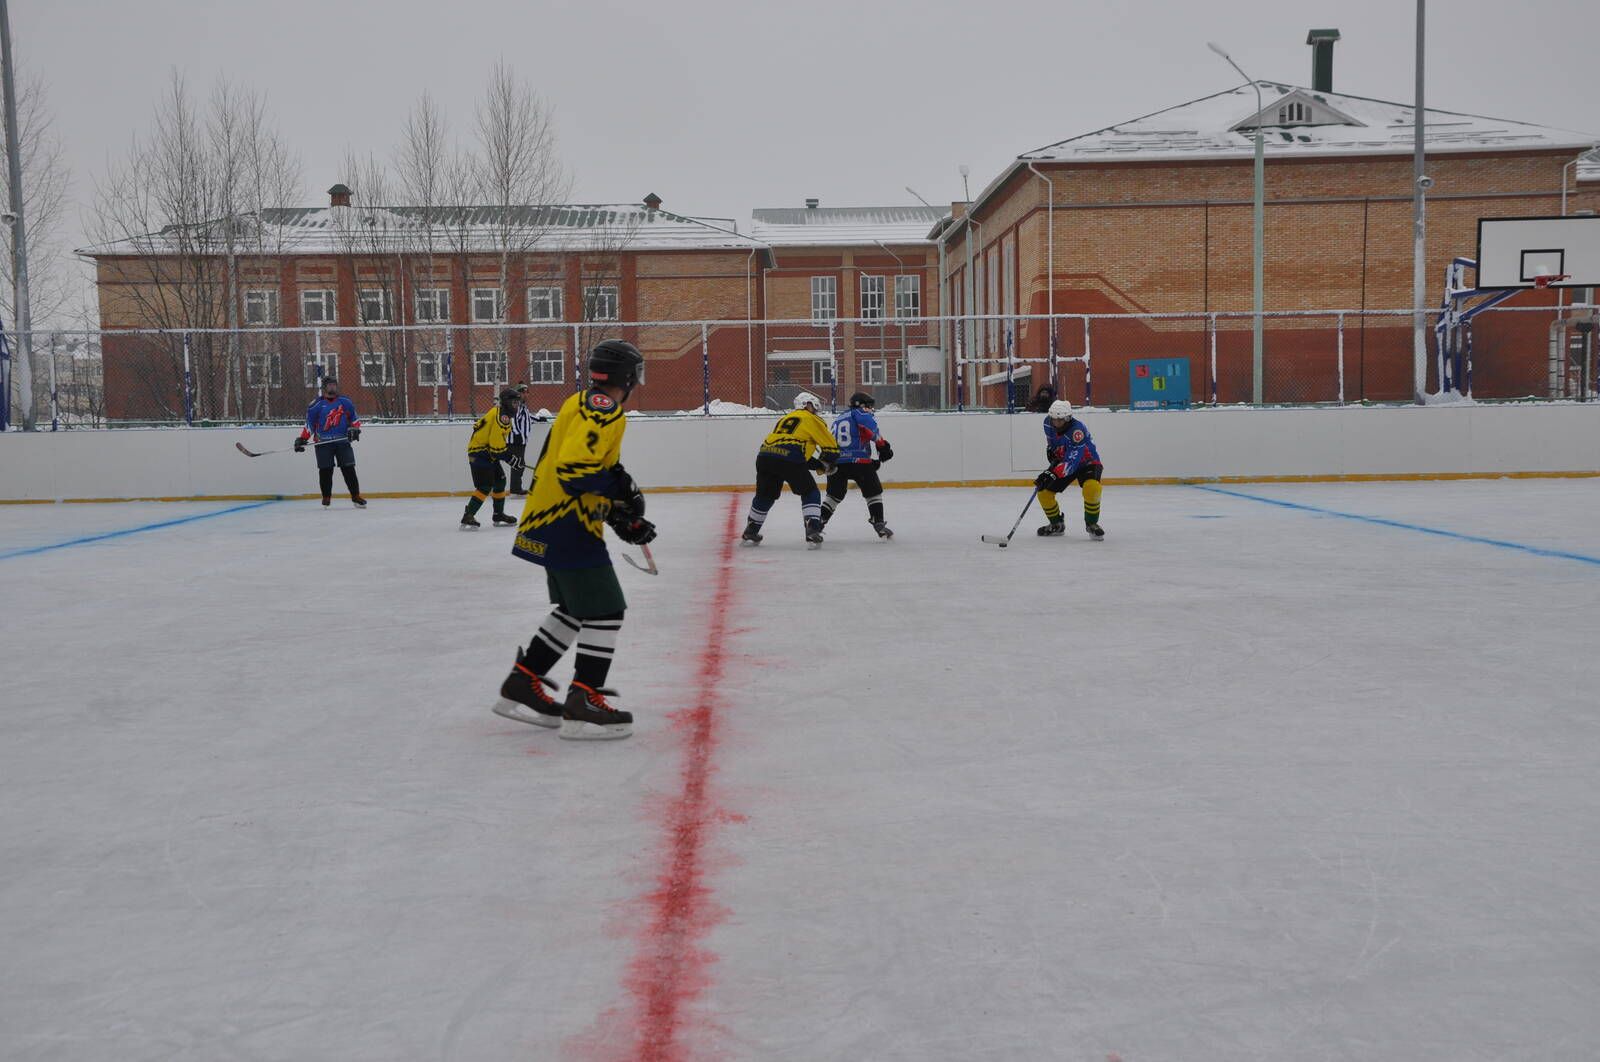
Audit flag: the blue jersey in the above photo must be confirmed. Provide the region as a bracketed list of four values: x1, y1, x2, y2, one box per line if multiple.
[830, 408, 888, 465]
[1043, 416, 1101, 477]
[302, 396, 361, 441]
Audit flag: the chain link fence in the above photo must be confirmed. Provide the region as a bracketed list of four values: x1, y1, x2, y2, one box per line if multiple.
[3, 304, 1595, 429]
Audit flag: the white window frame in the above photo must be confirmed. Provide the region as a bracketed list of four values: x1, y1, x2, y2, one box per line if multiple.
[811, 359, 834, 387]
[528, 348, 565, 385]
[527, 286, 563, 322]
[414, 288, 450, 323]
[359, 350, 396, 386]
[810, 276, 837, 322]
[471, 287, 505, 323]
[416, 351, 446, 387]
[473, 350, 509, 386]
[244, 351, 283, 387]
[303, 352, 339, 386]
[860, 359, 887, 386]
[243, 289, 279, 326]
[582, 285, 619, 321]
[860, 275, 886, 321]
[358, 287, 393, 324]
[894, 274, 921, 319]
[300, 289, 336, 325]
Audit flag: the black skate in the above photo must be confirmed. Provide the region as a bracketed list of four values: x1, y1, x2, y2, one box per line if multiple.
[1085, 522, 1105, 540]
[460, 513, 481, 530]
[872, 520, 894, 539]
[559, 682, 633, 741]
[805, 517, 825, 548]
[1037, 520, 1066, 537]
[493, 653, 562, 728]
[491, 513, 517, 527]
[741, 520, 763, 545]
[351, 496, 367, 508]
[321, 495, 332, 508]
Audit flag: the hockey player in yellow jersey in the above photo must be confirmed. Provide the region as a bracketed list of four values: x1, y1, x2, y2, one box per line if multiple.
[493, 341, 656, 741]
[742, 391, 840, 547]
[459, 389, 521, 529]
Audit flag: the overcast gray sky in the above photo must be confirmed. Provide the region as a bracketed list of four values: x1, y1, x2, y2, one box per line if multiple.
[17, 0, 1599, 257]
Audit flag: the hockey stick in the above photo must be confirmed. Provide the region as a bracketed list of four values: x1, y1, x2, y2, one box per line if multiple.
[622, 543, 658, 575]
[980, 487, 1039, 548]
[235, 438, 356, 458]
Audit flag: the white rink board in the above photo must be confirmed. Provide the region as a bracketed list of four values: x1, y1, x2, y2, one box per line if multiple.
[2, 483, 1598, 1060]
[1476, 214, 1600, 288]
[3, 403, 1600, 502]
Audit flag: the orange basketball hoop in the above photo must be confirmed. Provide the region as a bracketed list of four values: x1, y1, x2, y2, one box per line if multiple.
[1532, 274, 1571, 289]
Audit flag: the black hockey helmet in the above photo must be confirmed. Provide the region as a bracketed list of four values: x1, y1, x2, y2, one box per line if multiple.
[589, 340, 645, 398]
[849, 391, 876, 410]
[321, 376, 339, 394]
[498, 387, 521, 413]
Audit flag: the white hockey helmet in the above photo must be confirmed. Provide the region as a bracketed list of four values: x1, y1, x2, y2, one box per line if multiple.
[1047, 398, 1074, 422]
[793, 391, 823, 412]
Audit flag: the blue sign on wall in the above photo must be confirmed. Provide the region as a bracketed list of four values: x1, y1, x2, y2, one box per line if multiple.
[1129, 358, 1191, 410]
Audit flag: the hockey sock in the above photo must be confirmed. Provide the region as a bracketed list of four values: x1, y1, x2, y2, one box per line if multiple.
[524, 607, 580, 674]
[318, 467, 335, 499]
[465, 493, 486, 518]
[492, 490, 507, 517]
[340, 465, 361, 498]
[864, 493, 885, 524]
[1040, 491, 1063, 522]
[801, 489, 822, 524]
[572, 612, 624, 690]
[746, 496, 774, 527]
[1083, 479, 1102, 525]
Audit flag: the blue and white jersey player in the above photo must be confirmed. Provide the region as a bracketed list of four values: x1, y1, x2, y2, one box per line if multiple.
[820, 391, 896, 539]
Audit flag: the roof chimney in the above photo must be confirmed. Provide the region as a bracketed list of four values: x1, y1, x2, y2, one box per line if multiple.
[805, 197, 819, 210]
[328, 183, 353, 208]
[1306, 28, 1341, 93]
[643, 192, 662, 212]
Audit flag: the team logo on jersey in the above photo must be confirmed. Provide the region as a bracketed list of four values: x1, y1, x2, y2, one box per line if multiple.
[1071, 429, 1085, 443]
[588, 392, 616, 411]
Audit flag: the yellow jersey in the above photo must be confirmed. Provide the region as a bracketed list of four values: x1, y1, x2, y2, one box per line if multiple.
[467, 407, 513, 458]
[512, 389, 627, 570]
[758, 408, 840, 464]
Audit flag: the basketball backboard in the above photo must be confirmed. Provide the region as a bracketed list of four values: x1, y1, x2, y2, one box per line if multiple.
[1476, 215, 1600, 289]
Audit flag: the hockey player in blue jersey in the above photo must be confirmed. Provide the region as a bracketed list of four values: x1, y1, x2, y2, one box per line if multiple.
[820, 391, 895, 538]
[293, 377, 366, 508]
[1034, 399, 1104, 539]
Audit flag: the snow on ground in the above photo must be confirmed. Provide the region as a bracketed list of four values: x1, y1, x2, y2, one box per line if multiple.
[2, 481, 1598, 1061]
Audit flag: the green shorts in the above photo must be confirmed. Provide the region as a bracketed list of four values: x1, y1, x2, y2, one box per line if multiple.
[546, 564, 626, 618]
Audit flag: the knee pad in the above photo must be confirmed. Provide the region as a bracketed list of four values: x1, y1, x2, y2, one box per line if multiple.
[1083, 479, 1103, 505]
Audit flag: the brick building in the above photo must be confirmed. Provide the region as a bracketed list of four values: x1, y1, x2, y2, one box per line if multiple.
[938, 47, 1600, 405]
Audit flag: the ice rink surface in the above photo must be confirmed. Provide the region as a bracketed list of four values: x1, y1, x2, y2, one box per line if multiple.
[3, 481, 1598, 1061]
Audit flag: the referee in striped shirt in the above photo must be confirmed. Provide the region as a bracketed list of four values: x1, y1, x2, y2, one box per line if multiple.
[508, 383, 538, 495]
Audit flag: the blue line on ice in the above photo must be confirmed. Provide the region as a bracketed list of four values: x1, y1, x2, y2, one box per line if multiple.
[1193, 485, 1600, 568]
[0, 501, 279, 561]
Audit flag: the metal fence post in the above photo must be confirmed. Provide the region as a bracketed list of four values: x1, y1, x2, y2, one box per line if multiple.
[1082, 317, 1093, 406]
[1049, 317, 1059, 393]
[182, 333, 194, 426]
[49, 331, 58, 429]
[1004, 322, 1015, 414]
[1336, 313, 1346, 405]
[571, 323, 583, 395]
[1209, 314, 1219, 405]
[0, 316, 10, 431]
[827, 321, 837, 411]
[955, 320, 965, 412]
[701, 323, 710, 415]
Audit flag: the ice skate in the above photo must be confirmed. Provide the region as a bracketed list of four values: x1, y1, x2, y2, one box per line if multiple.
[1037, 519, 1065, 537]
[872, 520, 894, 540]
[491, 513, 517, 527]
[351, 496, 367, 508]
[1085, 522, 1105, 540]
[805, 517, 824, 548]
[741, 520, 763, 545]
[460, 513, 481, 530]
[493, 654, 562, 728]
[321, 495, 332, 508]
[559, 682, 633, 740]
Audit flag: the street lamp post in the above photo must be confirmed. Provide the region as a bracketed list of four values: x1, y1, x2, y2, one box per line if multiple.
[1209, 42, 1265, 404]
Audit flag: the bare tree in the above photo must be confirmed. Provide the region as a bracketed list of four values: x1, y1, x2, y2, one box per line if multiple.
[333, 151, 414, 418]
[87, 71, 300, 422]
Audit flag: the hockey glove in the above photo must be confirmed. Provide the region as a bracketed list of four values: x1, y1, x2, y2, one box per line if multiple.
[348, 427, 361, 442]
[507, 450, 526, 473]
[293, 437, 308, 453]
[876, 441, 894, 463]
[607, 465, 645, 518]
[608, 512, 657, 545]
[1034, 469, 1068, 492]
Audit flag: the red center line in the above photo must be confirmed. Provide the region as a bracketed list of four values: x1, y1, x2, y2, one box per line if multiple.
[626, 493, 746, 1062]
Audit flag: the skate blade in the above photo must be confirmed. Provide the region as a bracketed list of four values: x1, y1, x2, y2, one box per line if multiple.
[493, 698, 561, 728]
[740, 538, 761, 547]
[806, 541, 823, 550]
[558, 718, 633, 740]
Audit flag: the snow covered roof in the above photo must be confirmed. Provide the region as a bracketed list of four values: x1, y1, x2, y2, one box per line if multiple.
[82, 203, 759, 257]
[1021, 82, 1596, 165]
[750, 205, 946, 247]
[1578, 147, 1600, 184]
